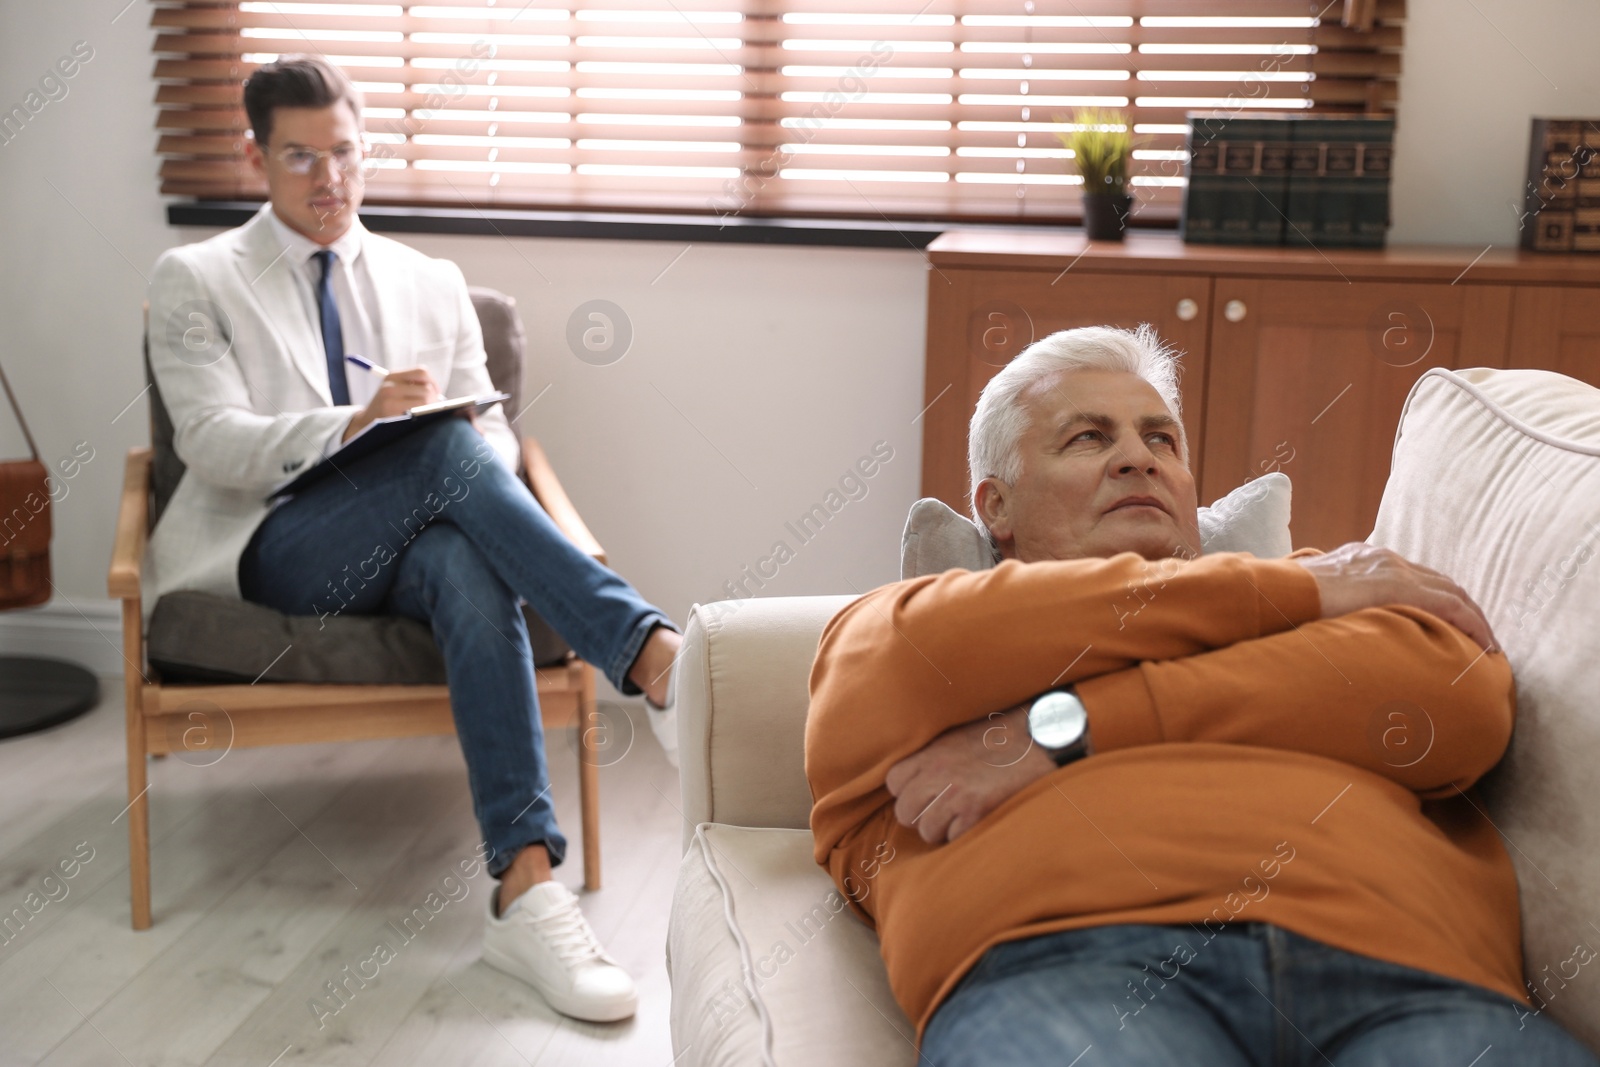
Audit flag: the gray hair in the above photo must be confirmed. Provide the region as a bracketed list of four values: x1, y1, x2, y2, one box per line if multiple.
[967, 324, 1185, 523]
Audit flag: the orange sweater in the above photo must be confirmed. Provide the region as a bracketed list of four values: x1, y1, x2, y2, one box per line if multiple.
[805, 551, 1524, 1038]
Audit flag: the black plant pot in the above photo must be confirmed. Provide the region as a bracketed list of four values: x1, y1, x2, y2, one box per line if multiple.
[1082, 192, 1133, 241]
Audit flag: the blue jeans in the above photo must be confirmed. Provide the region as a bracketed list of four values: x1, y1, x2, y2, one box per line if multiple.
[239, 417, 675, 877]
[922, 922, 1598, 1067]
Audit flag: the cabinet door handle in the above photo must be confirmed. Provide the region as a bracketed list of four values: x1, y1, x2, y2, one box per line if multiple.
[1175, 298, 1198, 321]
[1224, 299, 1248, 323]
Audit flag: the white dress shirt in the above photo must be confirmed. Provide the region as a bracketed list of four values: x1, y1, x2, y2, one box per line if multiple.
[265, 208, 383, 455]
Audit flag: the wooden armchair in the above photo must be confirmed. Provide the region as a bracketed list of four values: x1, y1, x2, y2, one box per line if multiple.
[110, 290, 604, 931]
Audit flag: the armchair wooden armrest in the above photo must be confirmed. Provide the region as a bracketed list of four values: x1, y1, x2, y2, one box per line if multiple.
[521, 436, 605, 564]
[109, 447, 151, 601]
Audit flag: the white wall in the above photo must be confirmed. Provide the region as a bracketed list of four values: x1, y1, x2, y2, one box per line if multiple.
[0, 0, 176, 664]
[1, 0, 1596, 675]
[395, 230, 927, 639]
[1390, 0, 1600, 245]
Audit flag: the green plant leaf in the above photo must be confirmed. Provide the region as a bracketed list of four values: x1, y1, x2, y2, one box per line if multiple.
[1055, 108, 1134, 195]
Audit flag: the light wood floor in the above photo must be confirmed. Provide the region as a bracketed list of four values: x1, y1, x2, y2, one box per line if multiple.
[0, 683, 684, 1067]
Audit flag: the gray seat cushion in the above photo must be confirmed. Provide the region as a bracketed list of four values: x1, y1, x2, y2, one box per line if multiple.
[143, 287, 574, 683]
[148, 590, 572, 684]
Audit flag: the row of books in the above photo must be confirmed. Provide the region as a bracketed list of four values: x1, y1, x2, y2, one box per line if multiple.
[1181, 113, 1395, 249]
[1521, 117, 1600, 253]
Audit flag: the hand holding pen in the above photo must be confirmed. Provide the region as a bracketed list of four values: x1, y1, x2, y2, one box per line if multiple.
[340, 354, 448, 443]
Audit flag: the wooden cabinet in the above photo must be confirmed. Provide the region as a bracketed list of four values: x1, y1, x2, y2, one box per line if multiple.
[922, 232, 1600, 551]
[1505, 286, 1600, 387]
[1204, 279, 1514, 547]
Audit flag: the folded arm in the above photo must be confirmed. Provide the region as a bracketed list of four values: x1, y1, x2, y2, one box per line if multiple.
[814, 542, 1504, 856]
[806, 550, 1323, 862]
[1080, 604, 1513, 796]
[882, 587, 1509, 845]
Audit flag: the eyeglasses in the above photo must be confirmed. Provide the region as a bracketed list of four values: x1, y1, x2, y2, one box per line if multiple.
[273, 143, 365, 176]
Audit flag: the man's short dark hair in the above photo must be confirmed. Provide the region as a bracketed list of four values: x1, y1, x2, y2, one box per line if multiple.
[243, 55, 363, 147]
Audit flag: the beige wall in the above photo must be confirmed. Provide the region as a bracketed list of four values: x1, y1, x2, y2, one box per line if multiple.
[1, 0, 1596, 675]
[1389, 0, 1600, 245]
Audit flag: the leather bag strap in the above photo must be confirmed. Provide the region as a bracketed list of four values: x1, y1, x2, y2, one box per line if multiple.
[0, 358, 40, 461]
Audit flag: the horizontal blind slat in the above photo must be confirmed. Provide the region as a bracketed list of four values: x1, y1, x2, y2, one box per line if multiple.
[151, 0, 1402, 220]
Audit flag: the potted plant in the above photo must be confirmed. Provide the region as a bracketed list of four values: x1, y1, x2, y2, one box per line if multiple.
[1058, 108, 1134, 241]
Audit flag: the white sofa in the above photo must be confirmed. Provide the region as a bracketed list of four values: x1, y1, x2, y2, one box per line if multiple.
[665, 367, 1600, 1066]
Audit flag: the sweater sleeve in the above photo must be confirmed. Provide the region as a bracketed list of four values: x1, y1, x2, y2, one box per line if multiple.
[1075, 605, 1515, 796]
[806, 551, 1322, 863]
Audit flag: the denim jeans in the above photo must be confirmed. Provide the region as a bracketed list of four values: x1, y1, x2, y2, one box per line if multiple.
[922, 922, 1598, 1067]
[239, 417, 675, 877]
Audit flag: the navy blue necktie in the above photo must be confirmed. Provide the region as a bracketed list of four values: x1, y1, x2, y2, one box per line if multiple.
[313, 249, 351, 405]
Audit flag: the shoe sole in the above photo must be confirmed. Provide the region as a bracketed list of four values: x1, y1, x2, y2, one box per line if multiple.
[482, 944, 639, 1023]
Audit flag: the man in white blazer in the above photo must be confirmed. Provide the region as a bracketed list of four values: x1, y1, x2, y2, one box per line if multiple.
[145, 56, 680, 1024]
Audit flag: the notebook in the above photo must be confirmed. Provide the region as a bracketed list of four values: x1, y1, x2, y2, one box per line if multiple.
[267, 390, 510, 500]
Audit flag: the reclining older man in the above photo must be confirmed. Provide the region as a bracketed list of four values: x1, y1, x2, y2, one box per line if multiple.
[805, 326, 1598, 1065]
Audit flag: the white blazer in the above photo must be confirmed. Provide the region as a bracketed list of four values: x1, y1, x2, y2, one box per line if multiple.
[143, 204, 519, 616]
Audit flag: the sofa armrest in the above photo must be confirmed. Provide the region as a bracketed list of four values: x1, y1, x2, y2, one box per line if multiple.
[521, 436, 604, 563]
[108, 447, 151, 601]
[677, 594, 857, 850]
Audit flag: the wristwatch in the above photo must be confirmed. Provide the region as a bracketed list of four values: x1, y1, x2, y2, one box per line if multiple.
[1027, 687, 1091, 767]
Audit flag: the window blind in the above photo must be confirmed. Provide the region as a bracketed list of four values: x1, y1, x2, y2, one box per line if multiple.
[152, 0, 1403, 222]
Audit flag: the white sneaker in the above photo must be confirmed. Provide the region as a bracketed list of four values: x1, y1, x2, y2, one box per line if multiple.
[644, 665, 679, 769]
[482, 881, 638, 1022]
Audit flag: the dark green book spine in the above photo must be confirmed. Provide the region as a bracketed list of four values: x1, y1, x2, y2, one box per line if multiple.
[1353, 132, 1394, 248]
[1184, 113, 1301, 246]
[1182, 114, 1229, 243]
[1214, 118, 1283, 245]
[1318, 177, 1361, 244]
[1316, 124, 1359, 245]
[1282, 116, 1394, 249]
[1256, 135, 1291, 244]
[1349, 117, 1394, 248]
[1285, 117, 1325, 247]
[1215, 134, 1260, 245]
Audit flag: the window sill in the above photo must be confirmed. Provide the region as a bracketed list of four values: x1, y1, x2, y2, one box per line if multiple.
[167, 201, 1179, 250]
[166, 201, 958, 249]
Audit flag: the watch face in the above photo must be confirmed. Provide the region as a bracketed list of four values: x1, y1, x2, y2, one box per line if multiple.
[1030, 690, 1087, 751]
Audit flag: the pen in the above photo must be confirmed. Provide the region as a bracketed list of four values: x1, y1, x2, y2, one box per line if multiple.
[345, 354, 389, 378]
